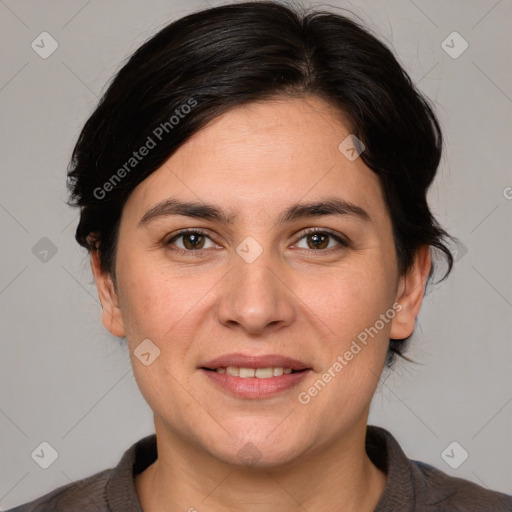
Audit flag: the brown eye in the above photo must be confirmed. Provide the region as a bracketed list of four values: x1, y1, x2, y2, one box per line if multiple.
[295, 230, 348, 251]
[167, 230, 216, 252]
[306, 232, 329, 250]
[182, 233, 205, 250]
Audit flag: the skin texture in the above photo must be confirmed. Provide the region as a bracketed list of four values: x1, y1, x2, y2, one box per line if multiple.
[91, 96, 431, 512]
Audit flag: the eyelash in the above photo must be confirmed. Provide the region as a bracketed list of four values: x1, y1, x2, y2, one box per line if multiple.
[165, 228, 349, 255]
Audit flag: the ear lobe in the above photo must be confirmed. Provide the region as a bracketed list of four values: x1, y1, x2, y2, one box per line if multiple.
[90, 250, 126, 338]
[390, 245, 431, 340]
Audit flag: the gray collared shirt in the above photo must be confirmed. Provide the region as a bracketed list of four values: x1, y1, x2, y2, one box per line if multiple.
[7, 426, 512, 511]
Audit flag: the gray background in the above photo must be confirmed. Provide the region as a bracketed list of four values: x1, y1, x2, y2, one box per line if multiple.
[1, 0, 511, 508]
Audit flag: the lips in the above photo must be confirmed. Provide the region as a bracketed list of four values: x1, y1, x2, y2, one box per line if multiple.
[199, 353, 312, 399]
[200, 353, 310, 371]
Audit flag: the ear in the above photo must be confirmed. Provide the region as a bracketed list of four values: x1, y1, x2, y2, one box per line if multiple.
[90, 249, 126, 338]
[390, 245, 431, 340]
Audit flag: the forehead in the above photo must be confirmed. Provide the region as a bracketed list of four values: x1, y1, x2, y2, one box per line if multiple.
[123, 96, 386, 225]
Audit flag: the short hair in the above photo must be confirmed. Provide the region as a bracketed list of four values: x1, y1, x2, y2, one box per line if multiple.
[67, 1, 453, 366]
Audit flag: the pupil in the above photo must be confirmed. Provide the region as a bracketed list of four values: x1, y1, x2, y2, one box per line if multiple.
[309, 233, 327, 250]
[185, 233, 203, 249]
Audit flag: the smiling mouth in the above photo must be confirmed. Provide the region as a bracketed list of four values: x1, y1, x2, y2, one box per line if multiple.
[200, 365, 312, 399]
[201, 366, 308, 378]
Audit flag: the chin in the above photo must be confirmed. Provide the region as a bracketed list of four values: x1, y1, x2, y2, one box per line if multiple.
[206, 424, 312, 469]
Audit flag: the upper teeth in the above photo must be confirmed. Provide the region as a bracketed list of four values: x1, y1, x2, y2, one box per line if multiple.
[217, 367, 294, 378]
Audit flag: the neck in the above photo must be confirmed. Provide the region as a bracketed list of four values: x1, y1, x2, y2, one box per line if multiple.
[135, 416, 386, 512]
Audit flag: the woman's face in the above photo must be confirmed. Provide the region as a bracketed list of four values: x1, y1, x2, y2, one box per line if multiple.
[94, 96, 425, 467]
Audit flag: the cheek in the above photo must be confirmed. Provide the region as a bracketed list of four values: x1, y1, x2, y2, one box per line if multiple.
[115, 267, 202, 415]
[116, 261, 198, 341]
[303, 273, 394, 417]
[308, 259, 396, 390]
[315, 260, 396, 336]
[114, 259, 220, 388]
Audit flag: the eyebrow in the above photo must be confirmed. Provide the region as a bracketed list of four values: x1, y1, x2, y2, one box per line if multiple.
[138, 197, 370, 228]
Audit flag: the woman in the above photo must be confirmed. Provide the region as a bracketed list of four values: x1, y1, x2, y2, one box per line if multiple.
[9, 1, 512, 511]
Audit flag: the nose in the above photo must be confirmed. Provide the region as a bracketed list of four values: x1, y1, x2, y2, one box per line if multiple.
[216, 248, 296, 335]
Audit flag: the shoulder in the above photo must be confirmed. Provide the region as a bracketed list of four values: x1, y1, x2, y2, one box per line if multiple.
[367, 425, 512, 512]
[5, 469, 112, 512]
[6, 434, 156, 512]
[410, 459, 512, 511]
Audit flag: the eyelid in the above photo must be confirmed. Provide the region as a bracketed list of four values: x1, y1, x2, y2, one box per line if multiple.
[293, 227, 350, 249]
[166, 228, 216, 247]
[167, 227, 210, 240]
